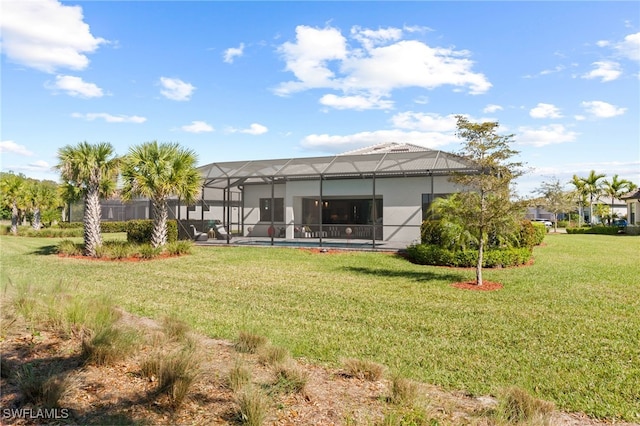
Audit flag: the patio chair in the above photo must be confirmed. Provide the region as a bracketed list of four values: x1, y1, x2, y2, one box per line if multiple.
[190, 225, 209, 241]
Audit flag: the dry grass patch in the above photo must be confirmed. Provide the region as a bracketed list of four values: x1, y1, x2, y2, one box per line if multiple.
[14, 362, 74, 408]
[81, 325, 139, 366]
[227, 359, 252, 392]
[271, 361, 309, 394]
[234, 330, 268, 354]
[342, 358, 386, 381]
[237, 386, 270, 426]
[257, 344, 289, 366]
[495, 386, 555, 425]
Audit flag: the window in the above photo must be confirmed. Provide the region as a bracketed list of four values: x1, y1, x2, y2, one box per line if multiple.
[260, 198, 284, 222]
[422, 193, 448, 220]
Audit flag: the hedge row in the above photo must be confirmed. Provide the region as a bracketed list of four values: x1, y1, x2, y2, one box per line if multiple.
[57, 221, 128, 233]
[0, 226, 84, 238]
[566, 226, 620, 235]
[126, 219, 178, 244]
[419, 219, 546, 250]
[405, 244, 532, 268]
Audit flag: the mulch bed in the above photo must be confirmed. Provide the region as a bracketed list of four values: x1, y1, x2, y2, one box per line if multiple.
[451, 281, 503, 291]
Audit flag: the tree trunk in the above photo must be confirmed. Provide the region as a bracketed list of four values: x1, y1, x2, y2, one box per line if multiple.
[32, 207, 41, 230]
[476, 236, 484, 286]
[151, 199, 168, 248]
[84, 188, 103, 257]
[11, 203, 18, 235]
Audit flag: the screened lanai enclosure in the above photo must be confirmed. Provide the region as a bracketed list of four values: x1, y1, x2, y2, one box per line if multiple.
[190, 143, 479, 246]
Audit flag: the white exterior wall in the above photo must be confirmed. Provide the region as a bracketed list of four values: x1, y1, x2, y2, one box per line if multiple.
[243, 183, 286, 236]
[241, 175, 461, 243]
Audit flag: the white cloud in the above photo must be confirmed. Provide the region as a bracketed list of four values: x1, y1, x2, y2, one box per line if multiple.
[530, 103, 563, 119]
[319, 94, 393, 110]
[223, 43, 245, 63]
[159, 77, 195, 101]
[0, 0, 106, 73]
[71, 113, 147, 123]
[181, 121, 214, 133]
[581, 101, 626, 118]
[350, 26, 403, 51]
[274, 25, 491, 108]
[49, 75, 103, 98]
[483, 104, 503, 113]
[0, 141, 33, 156]
[516, 124, 578, 147]
[613, 32, 640, 62]
[582, 61, 622, 82]
[275, 25, 348, 95]
[227, 123, 268, 135]
[390, 112, 459, 132]
[301, 129, 457, 153]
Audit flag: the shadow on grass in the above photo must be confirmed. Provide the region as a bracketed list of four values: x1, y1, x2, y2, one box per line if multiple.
[30, 245, 59, 256]
[343, 265, 467, 283]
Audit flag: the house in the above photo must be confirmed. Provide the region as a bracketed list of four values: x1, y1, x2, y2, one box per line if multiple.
[621, 189, 640, 225]
[194, 143, 479, 244]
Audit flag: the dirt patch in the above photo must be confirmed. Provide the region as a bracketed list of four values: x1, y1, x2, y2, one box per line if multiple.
[451, 281, 504, 291]
[1, 309, 636, 425]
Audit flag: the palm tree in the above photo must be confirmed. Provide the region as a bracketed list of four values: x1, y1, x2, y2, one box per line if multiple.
[601, 175, 637, 224]
[576, 170, 605, 225]
[56, 142, 120, 256]
[25, 180, 60, 230]
[121, 141, 200, 248]
[0, 172, 26, 235]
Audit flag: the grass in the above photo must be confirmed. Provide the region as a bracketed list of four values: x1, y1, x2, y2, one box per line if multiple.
[237, 386, 270, 426]
[81, 325, 140, 366]
[494, 387, 555, 425]
[342, 358, 386, 381]
[227, 360, 252, 392]
[1, 233, 639, 421]
[14, 362, 73, 408]
[271, 361, 308, 394]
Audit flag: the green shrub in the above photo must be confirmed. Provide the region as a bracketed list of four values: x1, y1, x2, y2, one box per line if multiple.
[103, 241, 135, 259]
[139, 244, 162, 259]
[557, 220, 569, 228]
[566, 226, 619, 235]
[483, 247, 532, 268]
[405, 244, 532, 268]
[165, 240, 193, 256]
[126, 219, 178, 244]
[57, 222, 84, 229]
[101, 221, 128, 233]
[530, 222, 547, 245]
[57, 239, 81, 256]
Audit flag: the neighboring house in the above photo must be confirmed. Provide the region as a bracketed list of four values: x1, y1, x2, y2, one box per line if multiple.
[621, 189, 640, 225]
[525, 207, 554, 222]
[585, 197, 628, 224]
[196, 143, 479, 244]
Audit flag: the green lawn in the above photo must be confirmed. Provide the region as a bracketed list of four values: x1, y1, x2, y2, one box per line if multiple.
[1, 233, 639, 421]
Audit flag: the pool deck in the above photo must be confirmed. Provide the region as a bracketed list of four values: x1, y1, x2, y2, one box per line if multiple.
[195, 236, 412, 252]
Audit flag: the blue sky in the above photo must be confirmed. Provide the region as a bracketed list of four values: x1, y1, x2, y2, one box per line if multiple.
[1, 0, 639, 196]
